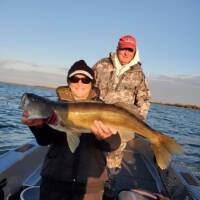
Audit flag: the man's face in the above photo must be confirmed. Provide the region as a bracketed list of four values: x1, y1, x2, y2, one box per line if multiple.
[117, 48, 135, 65]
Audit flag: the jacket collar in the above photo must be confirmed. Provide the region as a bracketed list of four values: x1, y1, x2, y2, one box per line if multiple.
[110, 48, 141, 77]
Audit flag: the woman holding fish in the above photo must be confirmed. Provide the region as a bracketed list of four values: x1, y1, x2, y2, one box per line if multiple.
[22, 60, 121, 200]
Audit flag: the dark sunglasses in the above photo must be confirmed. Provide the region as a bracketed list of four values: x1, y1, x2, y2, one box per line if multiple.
[68, 76, 92, 84]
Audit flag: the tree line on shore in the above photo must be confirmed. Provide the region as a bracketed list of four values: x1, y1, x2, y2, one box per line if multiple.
[152, 102, 200, 110]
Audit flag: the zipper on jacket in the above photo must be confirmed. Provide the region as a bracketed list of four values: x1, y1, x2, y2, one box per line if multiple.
[71, 141, 81, 182]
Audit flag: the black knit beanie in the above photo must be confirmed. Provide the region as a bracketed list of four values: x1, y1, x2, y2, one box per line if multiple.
[67, 60, 94, 80]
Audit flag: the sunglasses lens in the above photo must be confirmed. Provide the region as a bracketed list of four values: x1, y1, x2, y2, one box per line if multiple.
[69, 76, 91, 84]
[68, 76, 79, 83]
[81, 77, 91, 84]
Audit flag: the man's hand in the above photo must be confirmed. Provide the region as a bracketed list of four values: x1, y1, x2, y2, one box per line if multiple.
[91, 120, 117, 140]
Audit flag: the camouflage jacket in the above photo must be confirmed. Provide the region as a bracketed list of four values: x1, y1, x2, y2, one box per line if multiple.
[93, 53, 151, 119]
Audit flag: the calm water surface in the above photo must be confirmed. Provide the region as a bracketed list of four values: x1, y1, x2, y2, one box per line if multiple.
[0, 82, 199, 177]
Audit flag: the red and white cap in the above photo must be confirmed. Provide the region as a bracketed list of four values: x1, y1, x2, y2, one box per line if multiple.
[117, 35, 136, 50]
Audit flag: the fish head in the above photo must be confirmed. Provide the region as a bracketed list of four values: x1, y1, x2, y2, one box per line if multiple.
[20, 93, 53, 119]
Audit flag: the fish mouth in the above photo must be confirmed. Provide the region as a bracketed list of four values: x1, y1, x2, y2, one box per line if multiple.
[19, 93, 37, 109]
[19, 93, 37, 111]
[19, 93, 29, 109]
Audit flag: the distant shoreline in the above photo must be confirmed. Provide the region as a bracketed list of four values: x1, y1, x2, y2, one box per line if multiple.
[1, 81, 200, 110]
[0, 80, 55, 90]
[152, 101, 200, 110]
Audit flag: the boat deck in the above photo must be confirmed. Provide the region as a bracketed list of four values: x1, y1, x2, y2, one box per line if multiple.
[114, 137, 165, 194]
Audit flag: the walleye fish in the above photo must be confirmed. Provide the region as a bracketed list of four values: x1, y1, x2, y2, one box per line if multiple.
[20, 93, 183, 169]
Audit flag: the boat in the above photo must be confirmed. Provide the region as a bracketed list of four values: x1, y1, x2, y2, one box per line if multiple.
[0, 137, 200, 200]
[0, 141, 47, 200]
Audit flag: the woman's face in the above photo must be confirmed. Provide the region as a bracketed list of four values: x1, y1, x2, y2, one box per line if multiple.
[117, 48, 135, 65]
[68, 74, 92, 101]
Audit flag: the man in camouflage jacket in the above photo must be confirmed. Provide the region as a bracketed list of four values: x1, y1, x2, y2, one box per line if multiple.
[93, 35, 150, 120]
[93, 35, 151, 171]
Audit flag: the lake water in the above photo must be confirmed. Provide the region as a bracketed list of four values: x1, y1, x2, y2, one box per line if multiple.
[0, 82, 199, 177]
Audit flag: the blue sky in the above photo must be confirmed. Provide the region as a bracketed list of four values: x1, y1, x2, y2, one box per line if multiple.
[0, 0, 199, 76]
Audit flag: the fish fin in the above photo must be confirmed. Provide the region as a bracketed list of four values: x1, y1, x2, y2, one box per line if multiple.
[152, 132, 183, 169]
[119, 130, 135, 143]
[151, 143, 171, 169]
[159, 132, 183, 155]
[66, 132, 80, 153]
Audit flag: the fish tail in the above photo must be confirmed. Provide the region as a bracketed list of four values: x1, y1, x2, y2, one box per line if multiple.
[151, 132, 183, 169]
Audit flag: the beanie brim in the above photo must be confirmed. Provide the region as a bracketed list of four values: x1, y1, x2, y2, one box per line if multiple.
[68, 70, 93, 80]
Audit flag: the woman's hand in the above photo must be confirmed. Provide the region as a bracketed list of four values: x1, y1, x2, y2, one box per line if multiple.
[91, 120, 117, 140]
[21, 111, 57, 127]
[21, 111, 46, 127]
